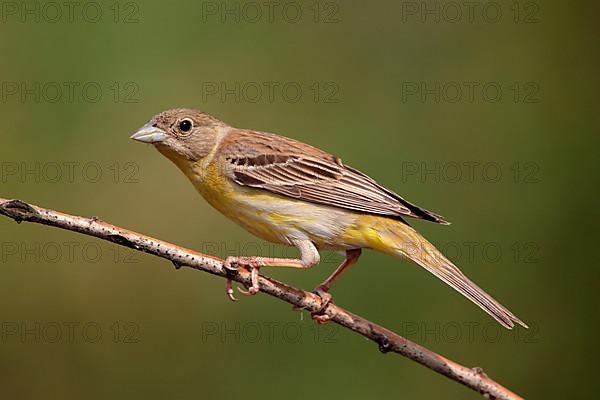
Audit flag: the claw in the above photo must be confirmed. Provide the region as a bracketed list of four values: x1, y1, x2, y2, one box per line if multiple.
[226, 279, 238, 302]
[237, 266, 260, 296]
[237, 286, 259, 296]
[223, 257, 262, 299]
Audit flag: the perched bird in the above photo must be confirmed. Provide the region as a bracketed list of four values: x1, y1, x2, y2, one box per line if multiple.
[131, 108, 527, 329]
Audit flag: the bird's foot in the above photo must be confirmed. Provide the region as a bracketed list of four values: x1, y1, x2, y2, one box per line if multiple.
[310, 287, 333, 324]
[223, 256, 265, 301]
[291, 287, 333, 322]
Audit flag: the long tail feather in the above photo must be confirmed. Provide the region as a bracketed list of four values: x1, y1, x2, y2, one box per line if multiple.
[372, 219, 528, 329]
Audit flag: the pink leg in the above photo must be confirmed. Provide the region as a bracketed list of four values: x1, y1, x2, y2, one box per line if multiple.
[311, 249, 362, 323]
[223, 240, 320, 301]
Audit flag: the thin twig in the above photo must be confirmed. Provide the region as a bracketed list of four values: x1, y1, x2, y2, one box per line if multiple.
[0, 197, 523, 400]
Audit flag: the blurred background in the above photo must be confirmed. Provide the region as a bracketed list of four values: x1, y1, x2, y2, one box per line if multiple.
[0, 1, 598, 398]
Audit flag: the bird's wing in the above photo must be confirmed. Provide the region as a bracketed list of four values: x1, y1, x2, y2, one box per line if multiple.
[219, 129, 449, 224]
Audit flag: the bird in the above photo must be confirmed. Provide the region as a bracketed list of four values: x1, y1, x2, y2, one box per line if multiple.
[131, 108, 527, 329]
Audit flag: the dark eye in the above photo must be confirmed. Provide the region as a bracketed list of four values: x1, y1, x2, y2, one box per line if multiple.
[179, 119, 193, 133]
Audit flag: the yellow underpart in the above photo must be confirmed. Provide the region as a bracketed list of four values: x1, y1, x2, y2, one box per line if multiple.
[348, 215, 403, 255]
[170, 155, 419, 253]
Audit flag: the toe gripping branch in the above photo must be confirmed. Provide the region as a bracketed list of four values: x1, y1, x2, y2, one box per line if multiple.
[222, 257, 264, 301]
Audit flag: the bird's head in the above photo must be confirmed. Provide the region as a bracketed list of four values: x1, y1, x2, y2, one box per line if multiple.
[131, 108, 227, 163]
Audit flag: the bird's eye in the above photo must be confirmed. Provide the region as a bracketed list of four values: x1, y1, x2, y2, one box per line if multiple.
[179, 119, 193, 133]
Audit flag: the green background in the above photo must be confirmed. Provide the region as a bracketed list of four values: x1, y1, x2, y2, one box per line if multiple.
[0, 1, 598, 399]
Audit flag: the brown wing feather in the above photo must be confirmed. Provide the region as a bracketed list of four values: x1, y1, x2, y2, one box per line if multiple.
[219, 129, 449, 224]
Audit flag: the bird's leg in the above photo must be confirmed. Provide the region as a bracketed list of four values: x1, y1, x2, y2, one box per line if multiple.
[223, 240, 320, 300]
[224, 256, 307, 297]
[311, 249, 362, 323]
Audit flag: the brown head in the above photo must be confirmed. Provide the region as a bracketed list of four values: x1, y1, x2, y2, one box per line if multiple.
[131, 108, 228, 163]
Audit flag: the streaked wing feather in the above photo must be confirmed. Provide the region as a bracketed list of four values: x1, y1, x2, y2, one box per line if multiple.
[221, 129, 449, 224]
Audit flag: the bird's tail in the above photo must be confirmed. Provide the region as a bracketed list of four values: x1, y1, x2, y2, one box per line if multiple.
[366, 217, 528, 329]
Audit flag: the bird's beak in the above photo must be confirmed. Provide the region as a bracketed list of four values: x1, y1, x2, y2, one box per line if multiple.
[130, 122, 168, 143]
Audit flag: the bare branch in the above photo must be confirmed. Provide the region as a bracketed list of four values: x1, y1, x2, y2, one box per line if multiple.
[0, 197, 523, 400]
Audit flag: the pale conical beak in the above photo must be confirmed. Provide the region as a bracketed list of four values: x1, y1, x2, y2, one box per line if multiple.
[130, 122, 168, 143]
